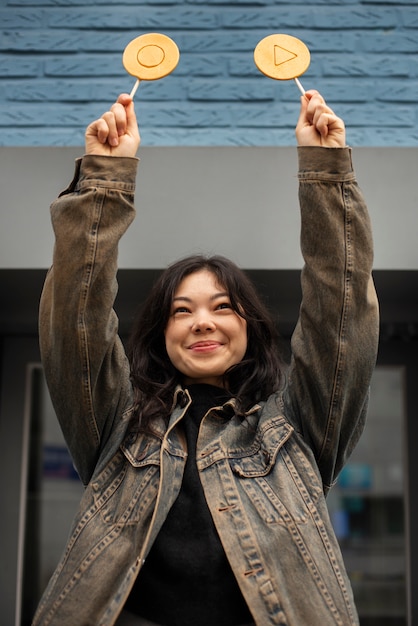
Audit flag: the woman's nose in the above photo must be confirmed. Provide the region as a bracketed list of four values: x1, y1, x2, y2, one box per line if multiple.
[191, 316, 216, 333]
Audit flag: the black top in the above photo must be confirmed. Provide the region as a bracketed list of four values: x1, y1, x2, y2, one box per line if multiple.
[124, 384, 253, 626]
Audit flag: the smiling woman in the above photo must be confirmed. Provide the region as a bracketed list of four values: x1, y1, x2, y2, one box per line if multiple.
[127, 254, 283, 426]
[33, 91, 379, 626]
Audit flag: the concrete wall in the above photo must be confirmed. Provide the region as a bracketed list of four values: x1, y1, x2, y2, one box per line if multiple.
[1, 0, 418, 147]
[1, 145, 417, 271]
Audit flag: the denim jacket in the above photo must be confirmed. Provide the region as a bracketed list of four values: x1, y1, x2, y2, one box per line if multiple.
[34, 147, 379, 626]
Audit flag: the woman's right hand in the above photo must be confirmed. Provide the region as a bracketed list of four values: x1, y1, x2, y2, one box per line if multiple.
[295, 90, 345, 148]
[85, 93, 140, 157]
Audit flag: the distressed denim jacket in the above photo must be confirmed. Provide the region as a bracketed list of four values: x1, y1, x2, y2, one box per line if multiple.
[34, 147, 379, 626]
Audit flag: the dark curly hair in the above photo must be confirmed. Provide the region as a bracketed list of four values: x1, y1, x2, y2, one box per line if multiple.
[127, 255, 285, 427]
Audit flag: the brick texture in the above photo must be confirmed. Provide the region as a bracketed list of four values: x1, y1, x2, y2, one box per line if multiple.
[0, 0, 417, 146]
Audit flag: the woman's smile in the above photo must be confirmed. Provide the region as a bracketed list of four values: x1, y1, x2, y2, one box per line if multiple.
[188, 340, 223, 352]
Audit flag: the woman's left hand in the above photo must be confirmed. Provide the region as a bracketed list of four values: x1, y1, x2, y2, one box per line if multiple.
[85, 93, 140, 157]
[295, 90, 346, 148]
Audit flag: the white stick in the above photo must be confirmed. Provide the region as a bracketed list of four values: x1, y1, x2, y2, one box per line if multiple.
[129, 78, 141, 99]
[294, 77, 306, 96]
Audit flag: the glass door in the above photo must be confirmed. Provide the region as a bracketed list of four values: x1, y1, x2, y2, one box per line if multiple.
[19, 365, 83, 625]
[328, 366, 407, 625]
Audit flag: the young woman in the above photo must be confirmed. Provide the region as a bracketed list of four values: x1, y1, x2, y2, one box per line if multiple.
[33, 91, 379, 626]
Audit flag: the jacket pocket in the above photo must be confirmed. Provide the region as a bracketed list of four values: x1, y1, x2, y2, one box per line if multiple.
[91, 432, 161, 526]
[229, 419, 322, 525]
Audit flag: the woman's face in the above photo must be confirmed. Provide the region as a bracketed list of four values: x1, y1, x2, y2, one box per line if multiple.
[164, 270, 247, 387]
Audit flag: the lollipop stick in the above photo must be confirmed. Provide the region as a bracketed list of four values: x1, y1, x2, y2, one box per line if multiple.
[294, 77, 306, 96]
[129, 78, 141, 99]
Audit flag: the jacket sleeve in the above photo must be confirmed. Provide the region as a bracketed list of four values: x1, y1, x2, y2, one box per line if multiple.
[283, 146, 379, 493]
[39, 154, 139, 485]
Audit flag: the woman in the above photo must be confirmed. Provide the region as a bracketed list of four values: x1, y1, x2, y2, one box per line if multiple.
[33, 91, 379, 626]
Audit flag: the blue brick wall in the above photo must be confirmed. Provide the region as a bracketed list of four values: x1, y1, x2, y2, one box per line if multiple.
[0, 0, 417, 147]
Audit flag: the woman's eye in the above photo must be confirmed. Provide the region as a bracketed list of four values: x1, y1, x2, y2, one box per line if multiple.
[173, 306, 190, 315]
[216, 302, 232, 310]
